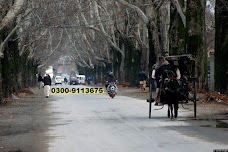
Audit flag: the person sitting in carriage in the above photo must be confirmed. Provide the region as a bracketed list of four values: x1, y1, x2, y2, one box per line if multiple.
[152, 56, 180, 106]
[169, 60, 181, 81]
[151, 56, 170, 105]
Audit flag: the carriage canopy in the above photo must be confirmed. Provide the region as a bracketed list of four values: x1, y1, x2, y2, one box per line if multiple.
[165, 54, 196, 79]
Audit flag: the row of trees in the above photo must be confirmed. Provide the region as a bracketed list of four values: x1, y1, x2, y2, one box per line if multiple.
[0, 0, 227, 103]
[0, 0, 38, 103]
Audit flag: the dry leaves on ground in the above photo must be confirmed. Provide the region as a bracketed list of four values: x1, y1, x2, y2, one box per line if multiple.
[198, 91, 228, 103]
[15, 88, 34, 97]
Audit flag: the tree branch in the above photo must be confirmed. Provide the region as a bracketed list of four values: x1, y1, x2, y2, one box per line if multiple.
[0, 25, 20, 58]
[0, 0, 27, 32]
[171, 0, 186, 27]
[115, 0, 149, 24]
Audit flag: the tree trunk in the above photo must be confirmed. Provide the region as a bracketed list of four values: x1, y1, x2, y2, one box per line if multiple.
[160, 0, 171, 55]
[119, 44, 125, 83]
[215, 0, 228, 94]
[0, 59, 3, 103]
[142, 23, 149, 73]
[186, 0, 206, 89]
[147, 21, 157, 77]
[169, 0, 186, 55]
[124, 38, 141, 86]
[1, 46, 11, 97]
[0, 35, 3, 103]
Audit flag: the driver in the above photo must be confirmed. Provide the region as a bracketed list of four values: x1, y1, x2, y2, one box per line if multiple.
[152, 56, 172, 106]
[105, 71, 117, 92]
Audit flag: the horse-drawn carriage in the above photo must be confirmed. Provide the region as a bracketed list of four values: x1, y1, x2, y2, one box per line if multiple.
[148, 54, 197, 118]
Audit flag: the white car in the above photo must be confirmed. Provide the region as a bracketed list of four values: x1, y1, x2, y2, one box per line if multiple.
[55, 76, 62, 85]
[76, 75, 86, 84]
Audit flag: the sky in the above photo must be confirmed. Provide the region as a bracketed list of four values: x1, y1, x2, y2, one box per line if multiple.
[207, 0, 215, 14]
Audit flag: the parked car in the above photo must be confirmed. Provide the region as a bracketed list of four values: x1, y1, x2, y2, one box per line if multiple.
[55, 76, 62, 85]
[69, 76, 78, 85]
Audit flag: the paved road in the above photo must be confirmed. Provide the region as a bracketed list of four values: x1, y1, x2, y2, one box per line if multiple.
[46, 85, 228, 152]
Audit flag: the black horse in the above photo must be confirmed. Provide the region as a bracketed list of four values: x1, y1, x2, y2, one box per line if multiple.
[159, 71, 180, 118]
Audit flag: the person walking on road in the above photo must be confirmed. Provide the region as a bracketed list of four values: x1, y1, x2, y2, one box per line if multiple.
[43, 74, 52, 98]
[88, 75, 93, 85]
[139, 69, 147, 90]
[64, 77, 68, 85]
[38, 74, 43, 89]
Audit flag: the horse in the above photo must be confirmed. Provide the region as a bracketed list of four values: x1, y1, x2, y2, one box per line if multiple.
[159, 71, 180, 118]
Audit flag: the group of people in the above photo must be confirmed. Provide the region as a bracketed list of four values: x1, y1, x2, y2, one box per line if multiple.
[37, 74, 52, 98]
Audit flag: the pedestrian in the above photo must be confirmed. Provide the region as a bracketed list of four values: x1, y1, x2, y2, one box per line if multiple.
[64, 77, 68, 85]
[38, 74, 43, 89]
[89, 75, 93, 85]
[138, 69, 147, 90]
[43, 74, 52, 98]
[87, 77, 90, 85]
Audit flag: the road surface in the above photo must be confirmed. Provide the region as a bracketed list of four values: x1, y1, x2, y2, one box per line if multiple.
[45, 85, 228, 152]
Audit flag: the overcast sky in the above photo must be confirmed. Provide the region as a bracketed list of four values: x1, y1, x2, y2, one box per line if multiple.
[207, 0, 215, 14]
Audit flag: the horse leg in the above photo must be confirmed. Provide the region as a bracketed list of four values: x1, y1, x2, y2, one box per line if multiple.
[170, 104, 174, 118]
[174, 94, 179, 118]
[174, 103, 179, 118]
[167, 105, 170, 118]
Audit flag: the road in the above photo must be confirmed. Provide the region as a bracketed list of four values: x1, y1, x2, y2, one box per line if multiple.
[45, 85, 228, 152]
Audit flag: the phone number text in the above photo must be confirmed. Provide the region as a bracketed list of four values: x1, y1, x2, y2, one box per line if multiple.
[51, 88, 104, 94]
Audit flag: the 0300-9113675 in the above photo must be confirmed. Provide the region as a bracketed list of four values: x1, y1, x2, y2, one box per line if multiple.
[51, 88, 104, 94]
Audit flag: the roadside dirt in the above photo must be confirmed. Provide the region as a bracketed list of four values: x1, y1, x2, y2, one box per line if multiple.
[0, 88, 52, 152]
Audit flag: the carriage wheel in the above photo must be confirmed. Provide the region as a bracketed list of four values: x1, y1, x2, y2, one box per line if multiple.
[149, 79, 153, 118]
[193, 79, 197, 117]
